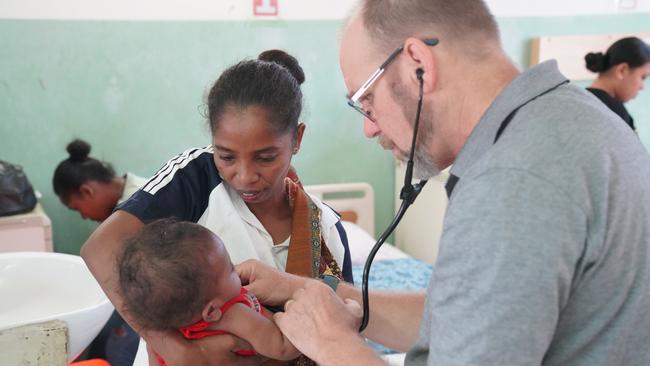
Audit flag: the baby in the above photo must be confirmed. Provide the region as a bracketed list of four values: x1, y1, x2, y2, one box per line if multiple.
[118, 218, 300, 365]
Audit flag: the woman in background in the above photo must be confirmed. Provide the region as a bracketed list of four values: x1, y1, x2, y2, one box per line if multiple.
[585, 36, 650, 132]
[52, 138, 147, 365]
[53, 139, 148, 222]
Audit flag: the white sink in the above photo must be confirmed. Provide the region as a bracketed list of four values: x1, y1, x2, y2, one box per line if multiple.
[0, 252, 114, 362]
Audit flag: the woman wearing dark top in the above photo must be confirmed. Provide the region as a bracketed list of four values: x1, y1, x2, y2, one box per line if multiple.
[585, 37, 650, 132]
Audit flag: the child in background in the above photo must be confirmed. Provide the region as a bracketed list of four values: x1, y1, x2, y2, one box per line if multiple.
[118, 218, 300, 365]
[53, 139, 148, 222]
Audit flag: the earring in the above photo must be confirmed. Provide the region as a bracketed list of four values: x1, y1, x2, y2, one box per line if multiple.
[292, 148, 299, 155]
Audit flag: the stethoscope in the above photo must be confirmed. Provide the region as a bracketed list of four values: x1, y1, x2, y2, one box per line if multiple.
[359, 68, 428, 332]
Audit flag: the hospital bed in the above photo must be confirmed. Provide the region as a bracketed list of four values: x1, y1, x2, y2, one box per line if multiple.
[307, 182, 432, 294]
[133, 182, 432, 366]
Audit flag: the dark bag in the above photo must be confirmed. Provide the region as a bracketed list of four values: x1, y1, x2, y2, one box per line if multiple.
[0, 160, 37, 216]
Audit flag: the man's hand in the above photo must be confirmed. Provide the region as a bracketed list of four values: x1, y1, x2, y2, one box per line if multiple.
[146, 329, 265, 366]
[273, 280, 365, 365]
[236, 259, 307, 306]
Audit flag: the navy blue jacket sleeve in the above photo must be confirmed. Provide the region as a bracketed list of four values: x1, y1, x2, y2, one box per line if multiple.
[117, 147, 221, 223]
[336, 221, 354, 284]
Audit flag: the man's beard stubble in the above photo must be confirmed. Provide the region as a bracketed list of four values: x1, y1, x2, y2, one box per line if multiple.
[389, 79, 440, 179]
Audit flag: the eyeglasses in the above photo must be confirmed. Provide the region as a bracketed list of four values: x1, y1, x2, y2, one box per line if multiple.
[347, 38, 439, 121]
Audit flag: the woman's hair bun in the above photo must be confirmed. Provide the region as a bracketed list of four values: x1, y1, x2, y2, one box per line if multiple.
[66, 139, 91, 162]
[258, 49, 306, 85]
[585, 52, 608, 73]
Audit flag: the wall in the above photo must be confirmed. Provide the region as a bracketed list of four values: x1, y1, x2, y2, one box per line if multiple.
[0, 20, 394, 254]
[1, 2, 650, 254]
[2, 0, 650, 19]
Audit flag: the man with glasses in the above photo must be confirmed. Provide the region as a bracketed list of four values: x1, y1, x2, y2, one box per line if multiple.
[238, 0, 650, 365]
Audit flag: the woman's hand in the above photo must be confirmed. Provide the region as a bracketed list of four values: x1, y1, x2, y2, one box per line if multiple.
[235, 259, 307, 306]
[273, 280, 366, 365]
[146, 329, 265, 366]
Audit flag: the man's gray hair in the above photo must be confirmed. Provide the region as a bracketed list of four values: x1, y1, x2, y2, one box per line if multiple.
[360, 0, 500, 52]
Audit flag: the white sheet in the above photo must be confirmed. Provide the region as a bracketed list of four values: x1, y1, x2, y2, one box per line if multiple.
[342, 221, 410, 265]
[382, 353, 406, 366]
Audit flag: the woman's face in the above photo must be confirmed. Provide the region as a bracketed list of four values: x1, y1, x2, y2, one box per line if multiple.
[212, 105, 303, 206]
[616, 62, 650, 102]
[65, 182, 115, 222]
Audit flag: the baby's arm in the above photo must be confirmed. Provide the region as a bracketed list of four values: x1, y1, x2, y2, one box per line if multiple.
[216, 304, 300, 361]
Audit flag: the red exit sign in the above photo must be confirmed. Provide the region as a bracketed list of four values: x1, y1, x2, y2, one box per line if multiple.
[253, 0, 279, 16]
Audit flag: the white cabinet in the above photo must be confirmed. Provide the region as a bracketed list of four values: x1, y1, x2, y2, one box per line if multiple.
[0, 204, 53, 252]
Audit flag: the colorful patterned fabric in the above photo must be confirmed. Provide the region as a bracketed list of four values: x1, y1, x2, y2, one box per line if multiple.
[284, 177, 343, 366]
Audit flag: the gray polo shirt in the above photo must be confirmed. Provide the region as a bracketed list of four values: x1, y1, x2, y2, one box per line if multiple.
[405, 60, 650, 365]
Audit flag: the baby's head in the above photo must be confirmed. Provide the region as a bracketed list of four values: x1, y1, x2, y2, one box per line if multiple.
[118, 218, 241, 331]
